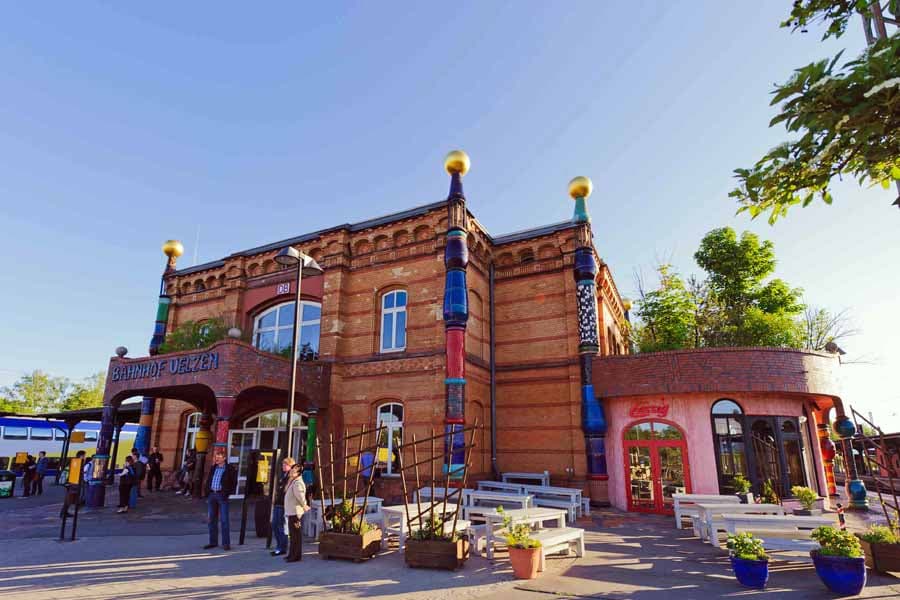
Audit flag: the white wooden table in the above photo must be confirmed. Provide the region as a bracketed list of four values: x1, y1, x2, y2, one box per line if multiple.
[463, 491, 532, 520]
[722, 513, 835, 559]
[381, 502, 460, 550]
[481, 507, 567, 560]
[502, 471, 550, 487]
[523, 484, 583, 521]
[478, 480, 526, 494]
[307, 496, 383, 539]
[672, 493, 740, 528]
[696, 502, 785, 545]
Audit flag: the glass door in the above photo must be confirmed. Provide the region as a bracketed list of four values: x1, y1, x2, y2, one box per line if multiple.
[627, 446, 655, 511]
[624, 421, 691, 514]
[228, 429, 257, 497]
[658, 446, 688, 512]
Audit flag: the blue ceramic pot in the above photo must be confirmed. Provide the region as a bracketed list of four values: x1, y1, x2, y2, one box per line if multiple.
[730, 556, 769, 589]
[811, 550, 867, 596]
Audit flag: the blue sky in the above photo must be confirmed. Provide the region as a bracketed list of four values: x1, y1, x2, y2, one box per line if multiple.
[1, 2, 897, 427]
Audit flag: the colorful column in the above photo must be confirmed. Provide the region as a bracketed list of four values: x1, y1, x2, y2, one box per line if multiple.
[85, 403, 117, 506]
[569, 176, 608, 503]
[814, 412, 838, 497]
[834, 409, 868, 510]
[214, 396, 236, 460]
[193, 412, 213, 492]
[134, 240, 183, 455]
[442, 150, 470, 475]
[303, 408, 318, 485]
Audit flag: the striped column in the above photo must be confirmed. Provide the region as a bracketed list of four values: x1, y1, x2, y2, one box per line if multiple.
[816, 420, 838, 497]
[569, 177, 608, 500]
[442, 150, 470, 475]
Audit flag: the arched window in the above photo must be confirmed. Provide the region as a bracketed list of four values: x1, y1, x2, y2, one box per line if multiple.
[710, 399, 746, 492]
[253, 301, 321, 359]
[712, 399, 743, 415]
[376, 403, 403, 475]
[182, 412, 201, 464]
[380, 290, 407, 353]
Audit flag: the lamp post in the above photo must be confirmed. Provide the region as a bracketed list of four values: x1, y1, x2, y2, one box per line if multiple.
[273, 246, 323, 463]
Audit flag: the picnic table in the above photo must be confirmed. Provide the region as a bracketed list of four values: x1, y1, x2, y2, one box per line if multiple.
[672, 493, 740, 528]
[480, 507, 567, 560]
[463, 490, 532, 520]
[695, 502, 785, 545]
[502, 471, 550, 486]
[477, 480, 526, 494]
[523, 484, 583, 521]
[381, 502, 461, 550]
[306, 496, 384, 539]
[722, 513, 835, 560]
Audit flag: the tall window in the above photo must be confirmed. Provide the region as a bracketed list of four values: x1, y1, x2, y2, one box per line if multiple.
[253, 301, 321, 359]
[380, 290, 407, 353]
[711, 400, 747, 494]
[182, 412, 201, 463]
[376, 403, 403, 475]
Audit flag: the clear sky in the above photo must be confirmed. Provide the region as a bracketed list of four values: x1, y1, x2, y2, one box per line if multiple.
[1, 3, 897, 427]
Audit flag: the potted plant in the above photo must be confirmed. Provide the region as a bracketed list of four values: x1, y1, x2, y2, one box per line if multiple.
[856, 524, 900, 573]
[759, 479, 780, 505]
[318, 500, 383, 561]
[790, 486, 822, 516]
[733, 474, 753, 504]
[405, 514, 470, 570]
[498, 506, 542, 579]
[725, 532, 769, 589]
[810, 526, 866, 596]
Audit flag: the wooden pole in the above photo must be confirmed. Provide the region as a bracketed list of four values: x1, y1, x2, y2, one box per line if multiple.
[328, 432, 337, 514]
[315, 436, 328, 531]
[430, 428, 436, 532]
[450, 422, 479, 536]
[411, 433, 424, 531]
[341, 428, 349, 502]
[397, 439, 414, 535]
[352, 424, 366, 501]
[356, 425, 383, 532]
[441, 424, 454, 532]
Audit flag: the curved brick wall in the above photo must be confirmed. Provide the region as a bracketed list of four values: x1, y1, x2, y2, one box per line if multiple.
[592, 347, 842, 399]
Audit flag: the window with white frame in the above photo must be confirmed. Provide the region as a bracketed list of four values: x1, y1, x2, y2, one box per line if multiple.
[376, 403, 403, 476]
[380, 290, 407, 353]
[253, 301, 321, 359]
[182, 412, 201, 464]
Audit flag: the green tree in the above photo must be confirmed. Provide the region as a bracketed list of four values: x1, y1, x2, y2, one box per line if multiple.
[159, 318, 229, 353]
[0, 370, 70, 414]
[633, 265, 698, 352]
[730, 1, 900, 223]
[62, 372, 106, 411]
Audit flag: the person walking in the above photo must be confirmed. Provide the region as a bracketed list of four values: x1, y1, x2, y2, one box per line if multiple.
[283, 462, 309, 563]
[116, 456, 137, 513]
[177, 450, 196, 498]
[203, 452, 237, 551]
[147, 446, 164, 492]
[32, 451, 49, 496]
[21, 455, 36, 497]
[269, 457, 295, 557]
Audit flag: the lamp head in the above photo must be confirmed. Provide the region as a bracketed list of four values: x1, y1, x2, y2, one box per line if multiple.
[274, 246, 302, 267]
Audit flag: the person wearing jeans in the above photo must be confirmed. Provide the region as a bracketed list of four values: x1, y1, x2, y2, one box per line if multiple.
[203, 452, 237, 551]
[270, 457, 295, 557]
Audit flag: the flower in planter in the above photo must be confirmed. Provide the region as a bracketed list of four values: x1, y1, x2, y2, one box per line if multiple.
[790, 486, 818, 511]
[733, 474, 751, 494]
[859, 524, 899, 545]
[497, 506, 541, 549]
[811, 526, 863, 558]
[726, 532, 768, 561]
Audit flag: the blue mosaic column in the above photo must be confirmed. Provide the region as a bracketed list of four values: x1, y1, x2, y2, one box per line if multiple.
[442, 150, 470, 475]
[569, 177, 607, 500]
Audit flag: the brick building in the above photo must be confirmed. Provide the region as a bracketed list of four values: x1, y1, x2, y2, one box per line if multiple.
[88, 152, 855, 513]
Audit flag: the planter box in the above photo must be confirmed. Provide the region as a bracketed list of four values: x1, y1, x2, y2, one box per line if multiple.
[318, 529, 382, 561]
[405, 538, 470, 570]
[857, 536, 900, 573]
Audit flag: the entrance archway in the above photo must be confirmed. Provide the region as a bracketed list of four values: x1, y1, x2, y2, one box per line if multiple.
[623, 420, 691, 514]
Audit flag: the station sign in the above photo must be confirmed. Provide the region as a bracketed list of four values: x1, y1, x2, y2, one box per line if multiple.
[110, 351, 221, 382]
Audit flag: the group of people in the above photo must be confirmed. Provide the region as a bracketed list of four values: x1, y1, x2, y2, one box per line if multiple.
[115, 446, 164, 513]
[201, 454, 310, 562]
[20, 451, 50, 496]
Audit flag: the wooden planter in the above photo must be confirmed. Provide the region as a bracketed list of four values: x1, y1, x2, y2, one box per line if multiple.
[319, 529, 382, 561]
[405, 538, 470, 570]
[857, 536, 900, 573]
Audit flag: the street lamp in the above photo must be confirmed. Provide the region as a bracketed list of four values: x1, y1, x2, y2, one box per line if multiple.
[273, 246, 323, 463]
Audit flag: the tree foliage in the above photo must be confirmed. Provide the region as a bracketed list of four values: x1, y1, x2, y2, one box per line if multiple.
[158, 318, 229, 354]
[632, 265, 697, 352]
[62, 372, 106, 411]
[731, 1, 900, 223]
[0, 370, 106, 414]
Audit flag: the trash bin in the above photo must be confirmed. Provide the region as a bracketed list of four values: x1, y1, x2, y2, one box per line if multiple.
[0, 471, 15, 498]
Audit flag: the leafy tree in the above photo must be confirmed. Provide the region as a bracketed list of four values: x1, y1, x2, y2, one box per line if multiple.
[62, 372, 106, 411]
[633, 265, 697, 352]
[731, 1, 900, 223]
[0, 370, 69, 414]
[802, 306, 860, 350]
[159, 318, 229, 353]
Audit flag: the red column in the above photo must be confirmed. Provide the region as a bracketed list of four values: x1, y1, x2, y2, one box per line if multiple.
[813, 408, 838, 497]
[214, 396, 236, 460]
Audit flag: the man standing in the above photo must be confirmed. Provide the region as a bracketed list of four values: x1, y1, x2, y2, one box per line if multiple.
[130, 448, 147, 501]
[203, 452, 236, 551]
[32, 451, 49, 495]
[147, 447, 164, 492]
[22, 455, 35, 497]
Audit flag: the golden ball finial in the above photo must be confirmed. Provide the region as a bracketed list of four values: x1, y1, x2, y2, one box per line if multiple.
[623, 298, 633, 311]
[444, 150, 470, 176]
[568, 176, 593, 199]
[162, 239, 184, 259]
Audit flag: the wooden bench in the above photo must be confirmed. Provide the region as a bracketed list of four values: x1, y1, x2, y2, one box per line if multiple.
[477, 480, 526, 494]
[502, 471, 550, 487]
[695, 502, 785, 546]
[529, 527, 585, 572]
[672, 493, 740, 529]
[722, 513, 835, 561]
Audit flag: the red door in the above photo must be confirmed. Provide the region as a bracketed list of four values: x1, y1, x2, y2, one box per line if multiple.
[624, 420, 691, 514]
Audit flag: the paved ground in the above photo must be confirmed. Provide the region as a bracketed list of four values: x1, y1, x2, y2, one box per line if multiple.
[0, 483, 898, 599]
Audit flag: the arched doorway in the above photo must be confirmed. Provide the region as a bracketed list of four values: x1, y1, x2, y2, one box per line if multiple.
[229, 409, 308, 496]
[624, 420, 691, 514]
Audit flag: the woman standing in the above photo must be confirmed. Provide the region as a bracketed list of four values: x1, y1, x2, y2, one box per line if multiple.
[270, 457, 295, 557]
[283, 462, 309, 562]
[116, 456, 137, 513]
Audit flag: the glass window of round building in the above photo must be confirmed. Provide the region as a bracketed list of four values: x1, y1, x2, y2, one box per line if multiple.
[253, 301, 321, 359]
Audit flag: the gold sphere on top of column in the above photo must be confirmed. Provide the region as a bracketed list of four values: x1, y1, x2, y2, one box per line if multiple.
[162, 239, 184, 258]
[568, 176, 593, 199]
[444, 150, 470, 176]
[622, 298, 633, 311]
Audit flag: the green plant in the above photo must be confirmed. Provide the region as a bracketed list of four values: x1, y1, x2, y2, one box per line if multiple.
[791, 485, 818, 510]
[408, 515, 458, 542]
[760, 479, 780, 505]
[860, 524, 900, 545]
[159, 318, 230, 353]
[733, 474, 751, 494]
[726, 532, 768, 561]
[327, 500, 374, 535]
[811, 526, 863, 558]
[497, 506, 541, 550]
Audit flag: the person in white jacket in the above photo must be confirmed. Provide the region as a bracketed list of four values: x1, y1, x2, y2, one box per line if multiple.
[283, 463, 310, 562]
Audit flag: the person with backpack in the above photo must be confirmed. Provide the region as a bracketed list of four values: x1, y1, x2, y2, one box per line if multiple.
[116, 456, 137, 513]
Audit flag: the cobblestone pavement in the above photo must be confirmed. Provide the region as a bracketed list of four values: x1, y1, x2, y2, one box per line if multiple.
[0, 485, 898, 599]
